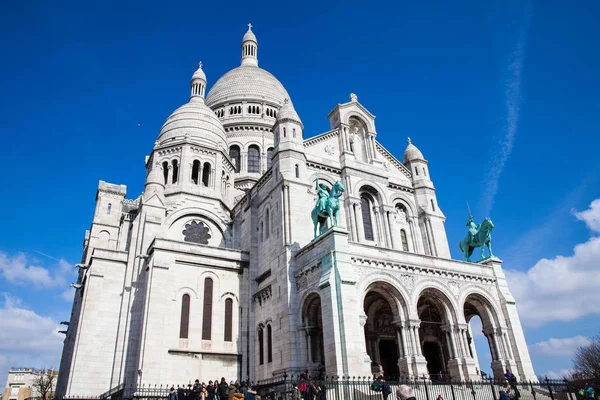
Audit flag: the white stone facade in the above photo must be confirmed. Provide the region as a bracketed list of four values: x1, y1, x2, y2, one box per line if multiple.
[55, 26, 536, 398]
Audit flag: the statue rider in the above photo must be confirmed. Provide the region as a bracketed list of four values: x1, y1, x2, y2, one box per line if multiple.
[466, 215, 479, 246]
[315, 173, 329, 215]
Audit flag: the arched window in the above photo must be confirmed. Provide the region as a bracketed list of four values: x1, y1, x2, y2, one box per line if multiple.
[267, 324, 273, 363]
[361, 194, 374, 241]
[162, 161, 169, 184]
[180, 294, 190, 339]
[224, 298, 233, 342]
[295, 164, 299, 178]
[107, 203, 111, 215]
[172, 160, 179, 184]
[230, 146, 241, 173]
[431, 199, 436, 212]
[191, 160, 200, 184]
[267, 147, 274, 169]
[202, 162, 210, 187]
[202, 278, 213, 340]
[415, 167, 419, 176]
[258, 326, 264, 365]
[401, 229, 409, 252]
[423, 167, 427, 176]
[260, 221, 264, 241]
[293, 128, 296, 138]
[265, 209, 270, 239]
[283, 127, 287, 137]
[237, 106, 241, 114]
[248, 145, 260, 173]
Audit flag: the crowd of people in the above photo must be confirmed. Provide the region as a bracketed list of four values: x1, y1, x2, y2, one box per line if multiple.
[168, 378, 259, 400]
[164, 372, 596, 400]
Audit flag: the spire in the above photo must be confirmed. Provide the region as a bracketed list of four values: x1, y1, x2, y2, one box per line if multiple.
[190, 61, 207, 101]
[241, 24, 258, 67]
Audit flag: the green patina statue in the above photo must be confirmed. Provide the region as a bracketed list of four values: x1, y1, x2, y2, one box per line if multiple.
[311, 173, 345, 238]
[459, 215, 494, 262]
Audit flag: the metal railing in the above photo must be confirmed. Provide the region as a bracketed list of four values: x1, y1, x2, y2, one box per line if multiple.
[58, 377, 595, 400]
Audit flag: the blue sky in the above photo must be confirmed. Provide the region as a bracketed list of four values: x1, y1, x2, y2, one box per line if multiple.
[1, 0, 599, 380]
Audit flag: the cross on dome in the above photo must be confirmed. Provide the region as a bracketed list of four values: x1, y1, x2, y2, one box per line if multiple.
[407, 137, 412, 144]
[247, 23, 253, 31]
[198, 61, 203, 69]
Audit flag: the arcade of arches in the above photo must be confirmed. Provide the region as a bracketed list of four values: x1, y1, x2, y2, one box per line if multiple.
[356, 282, 517, 380]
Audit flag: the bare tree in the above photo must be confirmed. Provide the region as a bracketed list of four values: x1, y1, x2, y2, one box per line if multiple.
[572, 334, 600, 381]
[33, 369, 56, 400]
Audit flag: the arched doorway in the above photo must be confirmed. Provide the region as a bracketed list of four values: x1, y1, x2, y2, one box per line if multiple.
[302, 294, 325, 374]
[363, 281, 408, 378]
[464, 293, 506, 380]
[417, 289, 454, 380]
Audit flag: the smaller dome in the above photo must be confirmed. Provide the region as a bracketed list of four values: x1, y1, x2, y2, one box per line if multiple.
[145, 162, 165, 191]
[403, 137, 424, 163]
[276, 98, 302, 125]
[191, 62, 206, 82]
[157, 97, 227, 150]
[242, 28, 257, 43]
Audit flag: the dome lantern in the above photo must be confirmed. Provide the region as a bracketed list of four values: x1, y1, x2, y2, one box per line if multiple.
[241, 23, 258, 67]
[190, 61, 207, 100]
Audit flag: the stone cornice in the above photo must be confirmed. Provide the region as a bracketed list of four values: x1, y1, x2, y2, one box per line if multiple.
[306, 161, 341, 175]
[350, 254, 496, 284]
[388, 182, 415, 193]
[303, 129, 338, 148]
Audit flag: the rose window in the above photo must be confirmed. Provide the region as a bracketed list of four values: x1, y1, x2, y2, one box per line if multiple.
[182, 220, 211, 245]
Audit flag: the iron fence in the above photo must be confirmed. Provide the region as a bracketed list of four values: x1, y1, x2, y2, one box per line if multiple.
[58, 377, 595, 400]
[251, 376, 583, 400]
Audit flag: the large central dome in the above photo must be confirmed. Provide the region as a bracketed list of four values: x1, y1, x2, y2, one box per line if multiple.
[205, 65, 289, 107]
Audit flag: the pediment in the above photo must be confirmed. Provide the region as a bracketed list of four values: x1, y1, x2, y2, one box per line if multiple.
[375, 141, 413, 180]
[303, 130, 341, 160]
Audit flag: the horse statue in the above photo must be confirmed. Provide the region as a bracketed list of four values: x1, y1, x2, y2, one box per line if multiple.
[311, 175, 345, 238]
[458, 216, 494, 262]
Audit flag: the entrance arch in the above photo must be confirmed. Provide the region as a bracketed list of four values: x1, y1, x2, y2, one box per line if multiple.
[363, 281, 409, 378]
[463, 293, 507, 380]
[302, 293, 325, 373]
[417, 288, 456, 380]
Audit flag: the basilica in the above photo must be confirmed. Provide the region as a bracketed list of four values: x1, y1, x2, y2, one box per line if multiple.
[55, 25, 536, 398]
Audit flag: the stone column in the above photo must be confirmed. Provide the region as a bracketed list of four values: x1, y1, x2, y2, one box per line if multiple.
[358, 313, 372, 366]
[167, 164, 173, 185]
[381, 208, 392, 249]
[282, 184, 290, 245]
[407, 219, 417, 253]
[385, 207, 398, 250]
[355, 202, 365, 242]
[346, 202, 357, 242]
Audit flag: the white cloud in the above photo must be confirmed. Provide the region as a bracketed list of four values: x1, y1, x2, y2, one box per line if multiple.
[60, 288, 75, 302]
[0, 251, 74, 288]
[530, 336, 591, 356]
[542, 369, 573, 380]
[0, 294, 64, 375]
[573, 199, 600, 233]
[506, 199, 600, 326]
[481, 4, 533, 215]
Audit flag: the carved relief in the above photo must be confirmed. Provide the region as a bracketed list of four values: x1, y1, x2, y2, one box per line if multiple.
[253, 285, 272, 306]
[295, 263, 322, 292]
[398, 274, 416, 294]
[447, 280, 462, 298]
[324, 145, 336, 156]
